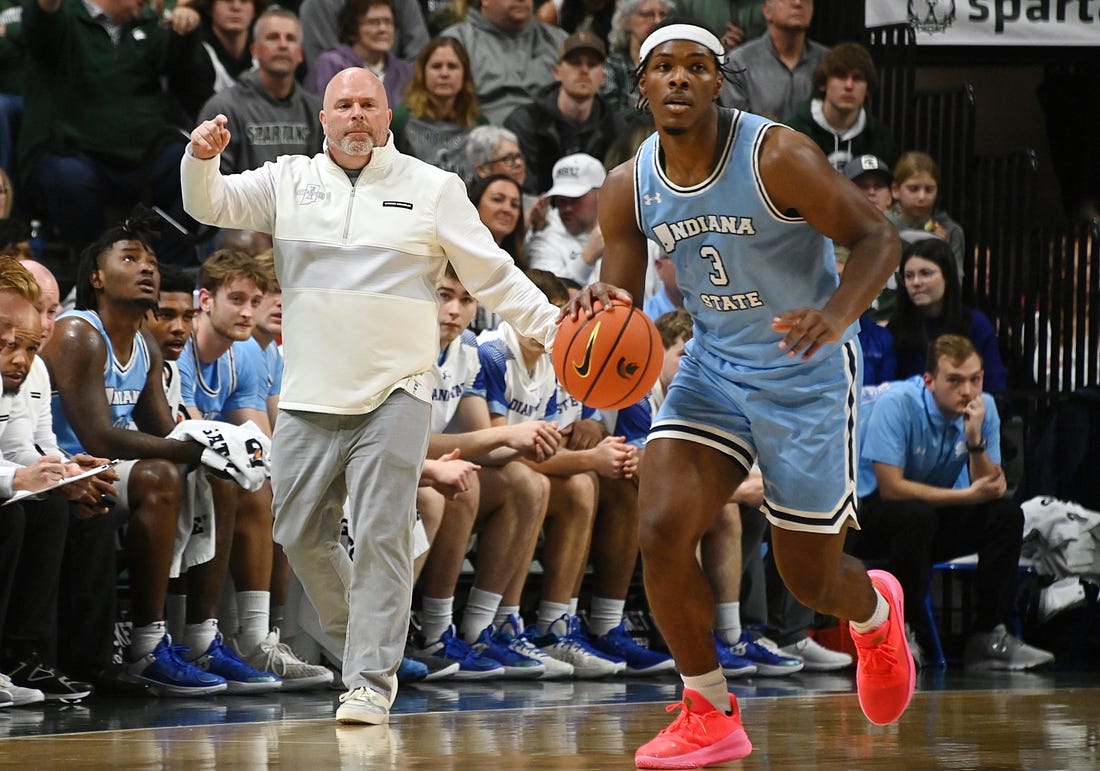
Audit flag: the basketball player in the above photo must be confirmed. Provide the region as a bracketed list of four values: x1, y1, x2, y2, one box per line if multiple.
[43, 215, 231, 697]
[568, 23, 910, 768]
[182, 68, 562, 724]
[176, 249, 332, 691]
[413, 265, 565, 679]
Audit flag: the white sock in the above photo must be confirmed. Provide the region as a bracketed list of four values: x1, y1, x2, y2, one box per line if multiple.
[494, 605, 521, 630]
[166, 595, 187, 643]
[681, 668, 731, 713]
[714, 601, 742, 645]
[420, 596, 454, 643]
[536, 600, 571, 635]
[270, 604, 285, 630]
[567, 597, 579, 616]
[130, 621, 168, 659]
[587, 596, 625, 637]
[459, 587, 502, 642]
[184, 618, 219, 661]
[236, 590, 271, 654]
[850, 588, 890, 634]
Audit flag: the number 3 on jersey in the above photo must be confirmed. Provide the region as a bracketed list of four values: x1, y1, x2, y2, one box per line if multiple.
[699, 245, 729, 286]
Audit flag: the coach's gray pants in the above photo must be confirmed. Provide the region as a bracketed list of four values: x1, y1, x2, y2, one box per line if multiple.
[270, 391, 430, 702]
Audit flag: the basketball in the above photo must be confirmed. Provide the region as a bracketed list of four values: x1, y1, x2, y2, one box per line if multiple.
[552, 299, 664, 410]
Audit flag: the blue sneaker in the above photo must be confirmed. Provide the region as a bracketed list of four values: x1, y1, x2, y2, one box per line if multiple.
[726, 632, 803, 677]
[123, 635, 228, 697]
[473, 625, 545, 679]
[529, 615, 625, 679]
[591, 620, 676, 675]
[412, 625, 503, 680]
[397, 656, 429, 683]
[714, 634, 757, 678]
[495, 614, 574, 679]
[190, 633, 282, 693]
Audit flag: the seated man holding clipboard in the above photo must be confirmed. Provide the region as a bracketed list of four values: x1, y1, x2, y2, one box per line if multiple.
[0, 258, 116, 706]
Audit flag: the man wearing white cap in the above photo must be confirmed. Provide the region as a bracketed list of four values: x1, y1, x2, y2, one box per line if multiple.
[563, 21, 911, 768]
[527, 153, 607, 286]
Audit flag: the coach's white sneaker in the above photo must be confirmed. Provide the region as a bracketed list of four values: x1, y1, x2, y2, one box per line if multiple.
[337, 686, 390, 725]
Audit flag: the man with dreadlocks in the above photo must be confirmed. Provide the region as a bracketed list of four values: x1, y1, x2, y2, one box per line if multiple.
[563, 22, 909, 767]
[42, 210, 237, 697]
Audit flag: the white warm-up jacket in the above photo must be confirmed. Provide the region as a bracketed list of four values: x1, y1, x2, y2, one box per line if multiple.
[181, 136, 560, 415]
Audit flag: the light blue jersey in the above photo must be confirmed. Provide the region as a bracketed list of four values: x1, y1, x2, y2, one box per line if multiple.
[636, 109, 861, 534]
[52, 310, 151, 456]
[177, 336, 267, 421]
[254, 338, 283, 400]
[634, 109, 853, 370]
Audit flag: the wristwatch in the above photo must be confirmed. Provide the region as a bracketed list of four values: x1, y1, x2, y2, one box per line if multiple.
[966, 438, 987, 453]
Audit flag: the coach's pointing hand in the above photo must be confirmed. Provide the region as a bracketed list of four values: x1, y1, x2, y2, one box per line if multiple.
[189, 115, 231, 161]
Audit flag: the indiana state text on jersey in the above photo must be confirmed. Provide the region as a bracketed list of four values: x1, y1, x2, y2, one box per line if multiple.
[649, 214, 757, 253]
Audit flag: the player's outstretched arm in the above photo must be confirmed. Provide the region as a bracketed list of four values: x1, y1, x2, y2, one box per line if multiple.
[759, 128, 901, 360]
[561, 161, 646, 322]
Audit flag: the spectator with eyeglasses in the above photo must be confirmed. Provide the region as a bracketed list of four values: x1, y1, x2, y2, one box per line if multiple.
[467, 125, 549, 231]
[305, 0, 413, 107]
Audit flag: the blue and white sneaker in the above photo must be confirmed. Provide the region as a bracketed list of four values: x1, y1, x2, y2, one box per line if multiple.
[590, 620, 676, 675]
[495, 614, 574, 679]
[529, 615, 625, 679]
[724, 632, 803, 677]
[412, 625, 503, 680]
[189, 633, 282, 693]
[123, 635, 228, 697]
[713, 634, 757, 678]
[473, 625, 545, 679]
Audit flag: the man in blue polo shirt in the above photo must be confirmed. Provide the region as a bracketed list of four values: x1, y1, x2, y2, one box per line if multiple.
[851, 334, 1053, 671]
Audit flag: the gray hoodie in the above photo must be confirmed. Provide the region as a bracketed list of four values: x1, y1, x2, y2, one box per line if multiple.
[199, 70, 324, 175]
[441, 10, 566, 126]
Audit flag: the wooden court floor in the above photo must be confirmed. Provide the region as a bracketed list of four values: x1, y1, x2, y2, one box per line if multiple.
[1, 669, 1097, 769]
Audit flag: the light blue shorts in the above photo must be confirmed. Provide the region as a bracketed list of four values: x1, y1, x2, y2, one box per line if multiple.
[650, 340, 861, 534]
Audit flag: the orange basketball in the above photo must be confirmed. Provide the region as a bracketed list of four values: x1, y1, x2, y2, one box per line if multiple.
[552, 299, 664, 410]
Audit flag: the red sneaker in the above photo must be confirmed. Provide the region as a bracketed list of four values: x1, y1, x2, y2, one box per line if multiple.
[634, 688, 752, 769]
[850, 569, 916, 726]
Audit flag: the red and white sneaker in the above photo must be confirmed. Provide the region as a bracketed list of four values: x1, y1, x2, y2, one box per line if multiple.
[634, 688, 752, 769]
[850, 569, 917, 726]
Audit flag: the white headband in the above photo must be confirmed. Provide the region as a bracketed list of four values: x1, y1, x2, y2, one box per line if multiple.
[638, 24, 726, 66]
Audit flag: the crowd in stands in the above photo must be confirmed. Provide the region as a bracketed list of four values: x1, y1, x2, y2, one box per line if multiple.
[0, 0, 1057, 710]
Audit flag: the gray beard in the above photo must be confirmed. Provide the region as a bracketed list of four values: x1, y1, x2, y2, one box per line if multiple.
[330, 134, 375, 157]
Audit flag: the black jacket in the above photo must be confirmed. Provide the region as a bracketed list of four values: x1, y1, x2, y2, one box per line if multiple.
[503, 82, 624, 195]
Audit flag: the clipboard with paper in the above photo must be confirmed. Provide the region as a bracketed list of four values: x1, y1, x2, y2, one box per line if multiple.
[2, 459, 122, 506]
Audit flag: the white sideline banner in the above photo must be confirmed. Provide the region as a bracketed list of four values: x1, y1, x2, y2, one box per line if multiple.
[865, 1, 1100, 45]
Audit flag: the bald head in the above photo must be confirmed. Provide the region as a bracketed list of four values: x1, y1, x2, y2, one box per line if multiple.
[320, 68, 392, 170]
[21, 260, 61, 344]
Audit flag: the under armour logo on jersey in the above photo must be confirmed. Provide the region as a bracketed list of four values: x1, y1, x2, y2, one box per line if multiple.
[643, 193, 662, 205]
[296, 184, 327, 205]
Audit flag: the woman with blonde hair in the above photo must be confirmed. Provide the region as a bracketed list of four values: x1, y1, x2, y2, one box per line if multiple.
[391, 37, 486, 175]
